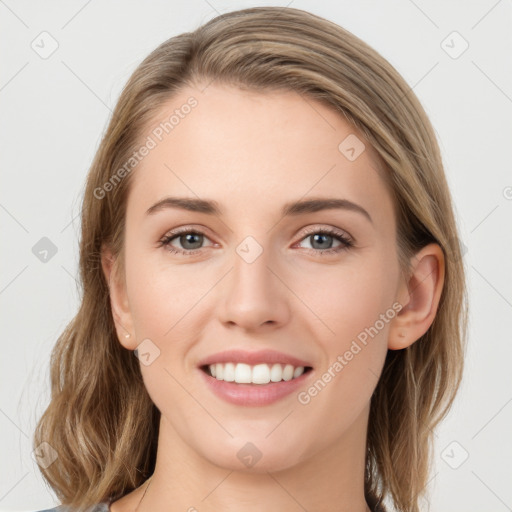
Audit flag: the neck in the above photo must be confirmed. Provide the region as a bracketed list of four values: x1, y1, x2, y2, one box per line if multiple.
[137, 407, 371, 512]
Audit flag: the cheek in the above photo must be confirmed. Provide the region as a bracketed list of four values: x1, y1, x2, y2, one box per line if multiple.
[124, 248, 203, 339]
[299, 253, 398, 395]
[296, 252, 399, 343]
[124, 252, 203, 409]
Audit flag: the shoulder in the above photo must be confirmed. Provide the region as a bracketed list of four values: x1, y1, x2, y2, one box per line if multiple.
[34, 503, 110, 512]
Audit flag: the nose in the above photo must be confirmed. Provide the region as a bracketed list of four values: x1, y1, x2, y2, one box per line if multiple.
[218, 240, 291, 331]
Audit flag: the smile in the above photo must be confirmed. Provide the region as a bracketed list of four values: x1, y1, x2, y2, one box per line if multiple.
[202, 362, 312, 384]
[198, 364, 314, 407]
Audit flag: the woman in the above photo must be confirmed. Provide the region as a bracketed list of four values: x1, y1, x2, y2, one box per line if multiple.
[34, 6, 467, 512]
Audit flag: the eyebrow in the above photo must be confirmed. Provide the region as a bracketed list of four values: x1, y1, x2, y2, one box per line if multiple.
[145, 196, 373, 224]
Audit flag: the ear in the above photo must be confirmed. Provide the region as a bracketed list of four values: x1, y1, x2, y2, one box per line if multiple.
[101, 244, 137, 350]
[388, 242, 445, 350]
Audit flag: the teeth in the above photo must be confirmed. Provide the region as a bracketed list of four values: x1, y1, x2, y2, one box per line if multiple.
[235, 363, 252, 384]
[207, 362, 306, 384]
[252, 363, 270, 384]
[223, 362, 235, 382]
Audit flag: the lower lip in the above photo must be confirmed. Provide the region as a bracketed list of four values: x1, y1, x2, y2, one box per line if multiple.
[198, 367, 313, 406]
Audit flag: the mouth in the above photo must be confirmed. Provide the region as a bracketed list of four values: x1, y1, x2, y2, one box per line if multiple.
[200, 362, 314, 385]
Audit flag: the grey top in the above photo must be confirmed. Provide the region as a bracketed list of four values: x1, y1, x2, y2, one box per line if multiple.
[36, 503, 110, 512]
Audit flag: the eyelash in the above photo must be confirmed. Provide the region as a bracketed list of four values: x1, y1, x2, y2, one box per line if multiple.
[157, 226, 354, 257]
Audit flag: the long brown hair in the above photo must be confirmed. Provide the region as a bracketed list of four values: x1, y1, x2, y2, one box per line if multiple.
[33, 7, 468, 511]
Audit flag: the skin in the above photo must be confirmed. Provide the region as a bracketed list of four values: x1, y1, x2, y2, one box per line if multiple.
[102, 82, 445, 512]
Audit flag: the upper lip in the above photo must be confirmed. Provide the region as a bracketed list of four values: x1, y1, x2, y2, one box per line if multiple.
[197, 349, 313, 368]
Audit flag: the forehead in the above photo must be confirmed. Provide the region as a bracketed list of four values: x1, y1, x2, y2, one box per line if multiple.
[127, 83, 394, 225]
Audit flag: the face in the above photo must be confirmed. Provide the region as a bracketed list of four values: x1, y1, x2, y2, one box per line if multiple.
[112, 83, 405, 472]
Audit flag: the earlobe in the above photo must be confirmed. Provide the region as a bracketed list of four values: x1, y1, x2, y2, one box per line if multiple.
[388, 243, 445, 350]
[100, 244, 137, 350]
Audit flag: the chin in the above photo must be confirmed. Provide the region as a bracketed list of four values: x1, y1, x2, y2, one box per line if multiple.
[199, 435, 307, 473]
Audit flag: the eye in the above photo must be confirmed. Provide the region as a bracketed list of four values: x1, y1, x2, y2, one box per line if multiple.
[157, 228, 215, 255]
[158, 226, 354, 256]
[295, 227, 354, 256]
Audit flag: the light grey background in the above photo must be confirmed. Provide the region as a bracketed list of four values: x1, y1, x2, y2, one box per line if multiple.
[1, 1, 511, 511]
